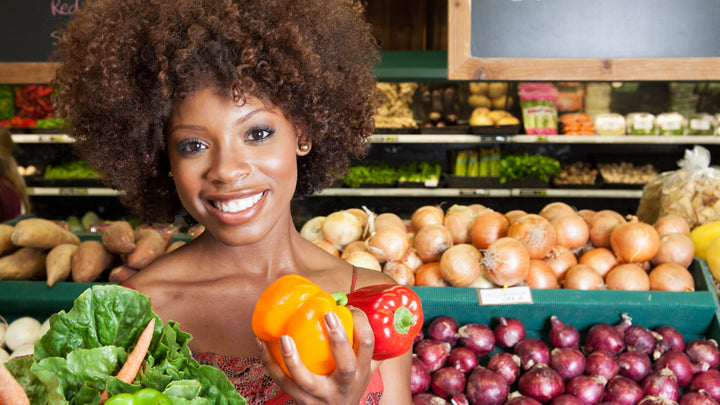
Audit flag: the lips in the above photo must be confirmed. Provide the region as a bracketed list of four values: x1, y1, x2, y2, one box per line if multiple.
[212, 192, 264, 213]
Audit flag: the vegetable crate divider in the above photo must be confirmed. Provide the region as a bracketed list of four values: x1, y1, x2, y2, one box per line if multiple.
[410, 258, 720, 343]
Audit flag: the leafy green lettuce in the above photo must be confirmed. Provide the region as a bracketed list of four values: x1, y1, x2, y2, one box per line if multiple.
[6, 285, 245, 405]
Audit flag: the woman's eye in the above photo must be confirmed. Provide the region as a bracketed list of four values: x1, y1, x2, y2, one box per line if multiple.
[176, 139, 206, 154]
[247, 126, 274, 142]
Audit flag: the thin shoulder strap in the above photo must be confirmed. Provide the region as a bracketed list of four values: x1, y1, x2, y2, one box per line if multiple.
[350, 265, 358, 292]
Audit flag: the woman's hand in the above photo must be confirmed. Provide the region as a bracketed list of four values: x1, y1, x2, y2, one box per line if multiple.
[257, 307, 378, 405]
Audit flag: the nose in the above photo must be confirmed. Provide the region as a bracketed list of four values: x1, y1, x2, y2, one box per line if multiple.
[206, 142, 252, 184]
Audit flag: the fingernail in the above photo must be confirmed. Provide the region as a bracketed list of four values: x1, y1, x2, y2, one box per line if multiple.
[325, 312, 340, 330]
[255, 337, 264, 354]
[280, 335, 294, 356]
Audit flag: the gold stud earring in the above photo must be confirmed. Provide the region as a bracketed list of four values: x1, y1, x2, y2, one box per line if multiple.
[299, 143, 310, 152]
[168, 171, 174, 178]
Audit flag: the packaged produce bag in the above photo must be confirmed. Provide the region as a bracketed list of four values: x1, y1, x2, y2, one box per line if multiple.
[637, 145, 720, 228]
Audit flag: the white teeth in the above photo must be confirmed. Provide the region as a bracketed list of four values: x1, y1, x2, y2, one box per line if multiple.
[214, 192, 263, 213]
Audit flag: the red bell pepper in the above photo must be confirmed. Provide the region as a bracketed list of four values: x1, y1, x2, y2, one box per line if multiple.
[346, 284, 423, 360]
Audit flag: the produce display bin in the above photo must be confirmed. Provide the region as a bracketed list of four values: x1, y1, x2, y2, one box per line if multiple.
[411, 258, 720, 342]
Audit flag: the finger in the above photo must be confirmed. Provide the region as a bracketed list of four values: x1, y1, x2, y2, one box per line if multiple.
[255, 337, 292, 385]
[276, 335, 318, 393]
[322, 310, 359, 381]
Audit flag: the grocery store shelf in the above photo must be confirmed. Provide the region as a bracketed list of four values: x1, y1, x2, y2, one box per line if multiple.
[369, 134, 720, 144]
[27, 187, 124, 197]
[314, 187, 643, 199]
[11, 133, 74, 143]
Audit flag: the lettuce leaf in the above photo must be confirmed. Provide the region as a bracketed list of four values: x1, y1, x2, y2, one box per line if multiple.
[8, 284, 245, 405]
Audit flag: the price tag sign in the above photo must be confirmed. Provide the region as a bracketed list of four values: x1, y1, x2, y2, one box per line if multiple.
[518, 189, 547, 197]
[372, 135, 399, 143]
[477, 286, 533, 305]
[59, 187, 88, 196]
[535, 136, 549, 143]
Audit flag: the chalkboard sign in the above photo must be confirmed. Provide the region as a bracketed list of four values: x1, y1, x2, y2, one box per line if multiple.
[1, 0, 81, 63]
[448, 0, 720, 81]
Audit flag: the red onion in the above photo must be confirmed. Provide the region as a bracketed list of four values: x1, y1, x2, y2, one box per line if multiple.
[458, 323, 496, 357]
[487, 352, 521, 385]
[603, 375, 644, 405]
[494, 317, 526, 349]
[584, 315, 632, 355]
[413, 393, 449, 405]
[654, 350, 709, 388]
[549, 315, 580, 349]
[566, 375, 607, 405]
[550, 394, 585, 405]
[617, 351, 652, 382]
[414, 329, 425, 345]
[428, 316, 461, 346]
[465, 367, 510, 405]
[518, 363, 565, 403]
[654, 326, 686, 359]
[415, 339, 452, 372]
[637, 396, 678, 405]
[680, 392, 720, 405]
[515, 339, 551, 370]
[641, 368, 679, 402]
[505, 393, 543, 405]
[411, 355, 432, 395]
[447, 347, 479, 374]
[431, 367, 467, 399]
[625, 325, 661, 356]
[686, 340, 720, 370]
[688, 369, 720, 401]
[450, 394, 469, 405]
[585, 350, 620, 381]
[549, 347, 586, 381]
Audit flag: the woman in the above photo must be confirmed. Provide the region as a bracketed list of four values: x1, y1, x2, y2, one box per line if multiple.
[0, 127, 30, 222]
[54, 0, 412, 404]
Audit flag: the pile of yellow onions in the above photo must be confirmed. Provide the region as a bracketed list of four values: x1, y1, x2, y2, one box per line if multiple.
[298, 203, 696, 292]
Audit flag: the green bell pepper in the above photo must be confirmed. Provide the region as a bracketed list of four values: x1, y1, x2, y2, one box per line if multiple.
[105, 388, 172, 405]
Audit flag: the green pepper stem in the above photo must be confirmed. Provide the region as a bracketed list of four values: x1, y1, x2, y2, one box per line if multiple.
[331, 292, 348, 306]
[394, 305, 415, 334]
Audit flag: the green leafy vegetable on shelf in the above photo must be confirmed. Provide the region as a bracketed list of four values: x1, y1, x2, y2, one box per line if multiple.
[35, 117, 69, 129]
[498, 153, 560, 184]
[44, 160, 100, 179]
[343, 162, 397, 187]
[396, 161, 441, 184]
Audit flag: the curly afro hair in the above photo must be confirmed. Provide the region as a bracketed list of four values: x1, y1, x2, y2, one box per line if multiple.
[54, 0, 380, 222]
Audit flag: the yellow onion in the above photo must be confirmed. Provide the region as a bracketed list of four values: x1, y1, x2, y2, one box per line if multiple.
[440, 243, 482, 287]
[411, 205, 445, 233]
[365, 226, 411, 263]
[649, 262, 695, 291]
[299, 216, 325, 241]
[321, 210, 362, 249]
[481, 237, 530, 287]
[610, 220, 660, 264]
[605, 263, 650, 291]
[383, 261, 415, 286]
[343, 250, 381, 271]
[414, 224, 454, 263]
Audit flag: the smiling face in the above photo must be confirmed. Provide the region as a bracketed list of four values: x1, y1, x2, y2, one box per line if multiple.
[166, 87, 308, 246]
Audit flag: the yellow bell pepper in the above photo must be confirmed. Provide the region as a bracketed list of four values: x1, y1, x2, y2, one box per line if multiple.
[690, 220, 720, 260]
[252, 274, 354, 376]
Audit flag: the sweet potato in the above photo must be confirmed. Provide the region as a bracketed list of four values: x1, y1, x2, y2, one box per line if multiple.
[0, 224, 15, 254]
[0, 247, 47, 280]
[46, 243, 78, 287]
[126, 228, 165, 269]
[10, 218, 80, 249]
[71, 240, 115, 282]
[108, 264, 138, 283]
[102, 220, 136, 254]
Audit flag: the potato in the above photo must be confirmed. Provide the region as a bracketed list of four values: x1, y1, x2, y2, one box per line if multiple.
[72, 240, 116, 282]
[497, 116, 521, 126]
[468, 82, 489, 95]
[469, 114, 494, 126]
[487, 110, 509, 123]
[0, 247, 47, 281]
[488, 82, 509, 99]
[102, 220, 136, 254]
[11, 218, 80, 249]
[46, 243, 78, 287]
[468, 94, 492, 109]
[0, 224, 15, 254]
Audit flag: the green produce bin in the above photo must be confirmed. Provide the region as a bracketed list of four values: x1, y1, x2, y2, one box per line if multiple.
[411, 258, 720, 342]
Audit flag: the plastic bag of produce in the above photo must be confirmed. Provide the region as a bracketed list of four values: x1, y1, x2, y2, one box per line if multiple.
[637, 145, 720, 227]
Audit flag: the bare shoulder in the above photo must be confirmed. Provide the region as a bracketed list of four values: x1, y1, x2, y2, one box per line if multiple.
[353, 267, 397, 290]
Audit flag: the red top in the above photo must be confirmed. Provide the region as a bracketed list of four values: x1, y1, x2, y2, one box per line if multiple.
[0, 179, 22, 223]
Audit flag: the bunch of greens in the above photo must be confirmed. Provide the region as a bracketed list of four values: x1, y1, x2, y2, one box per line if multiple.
[6, 285, 245, 405]
[498, 153, 560, 184]
[342, 162, 398, 188]
[44, 160, 100, 179]
[396, 161, 441, 184]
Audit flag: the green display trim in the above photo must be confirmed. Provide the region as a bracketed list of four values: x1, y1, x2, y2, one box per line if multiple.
[375, 50, 449, 82]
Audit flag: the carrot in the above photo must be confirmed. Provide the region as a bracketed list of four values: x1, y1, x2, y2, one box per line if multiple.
[0, 224, 15, 254]
[10, 218, 80, 249]
[126, 228, 165, 269]
[71, 240, 116, 282]
[102, 221, 136, 254]
[0, 361, 30, 405]
[108, 264, 138, 283]
[0, 247, 47, 281]
[100, 318, 156, 403]
[46, 243, 79, 287]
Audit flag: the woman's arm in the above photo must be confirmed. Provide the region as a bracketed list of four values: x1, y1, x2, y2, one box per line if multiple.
[377, 349, 413, 405]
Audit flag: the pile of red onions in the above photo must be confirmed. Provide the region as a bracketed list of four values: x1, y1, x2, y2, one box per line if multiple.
[412, 314, 720, 405]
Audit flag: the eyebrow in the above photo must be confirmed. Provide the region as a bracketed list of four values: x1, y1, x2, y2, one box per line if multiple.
[168, 108, 272, 135]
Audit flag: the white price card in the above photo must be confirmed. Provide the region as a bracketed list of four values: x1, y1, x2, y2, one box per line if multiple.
[477, 286, 533, 305]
